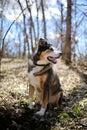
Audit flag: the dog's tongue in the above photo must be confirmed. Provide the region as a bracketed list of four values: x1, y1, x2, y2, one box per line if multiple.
[47, 56, 57, 64]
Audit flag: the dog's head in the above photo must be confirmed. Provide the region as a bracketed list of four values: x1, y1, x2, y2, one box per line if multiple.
[33, 38, 62, 66]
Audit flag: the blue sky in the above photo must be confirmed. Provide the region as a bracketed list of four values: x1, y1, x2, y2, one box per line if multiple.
[1, 0, 87, 56]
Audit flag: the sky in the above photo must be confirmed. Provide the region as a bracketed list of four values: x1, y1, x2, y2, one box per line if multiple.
[4, 0, 60, 21]
[0, 0, 87, 56]
[2, 0, 62, 42]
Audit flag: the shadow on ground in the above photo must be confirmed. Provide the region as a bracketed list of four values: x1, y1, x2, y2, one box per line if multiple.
[0, 83, 87, 130]
[0, 62, 87, 130]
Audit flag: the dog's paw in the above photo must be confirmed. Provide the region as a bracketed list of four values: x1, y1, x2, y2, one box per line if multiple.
[28, 98, 33, 109]
[35, 108, 46, 116]
[28, 103, 33, 109]
[28, 105, 33, 109]
[35, 111, 44, 116]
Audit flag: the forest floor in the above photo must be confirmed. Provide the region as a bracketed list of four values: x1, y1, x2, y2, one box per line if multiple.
[0, 58, 87, 130]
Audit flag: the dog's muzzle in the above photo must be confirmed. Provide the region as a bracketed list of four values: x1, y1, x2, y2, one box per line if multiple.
[47, 52, 62, 64]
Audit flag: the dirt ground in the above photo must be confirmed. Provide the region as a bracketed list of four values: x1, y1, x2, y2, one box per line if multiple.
[0, 58, 87, 130]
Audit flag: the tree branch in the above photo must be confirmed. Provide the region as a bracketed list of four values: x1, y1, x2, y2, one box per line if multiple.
[1, 6, 29, 55]
[3, 7, 26, 41]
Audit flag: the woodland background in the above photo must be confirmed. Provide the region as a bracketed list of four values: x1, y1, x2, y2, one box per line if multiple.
[0, 0, 87, 130]
[0, 0, 87, 64]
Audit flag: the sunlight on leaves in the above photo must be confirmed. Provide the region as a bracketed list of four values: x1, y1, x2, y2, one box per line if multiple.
[79, 98, 87, 108]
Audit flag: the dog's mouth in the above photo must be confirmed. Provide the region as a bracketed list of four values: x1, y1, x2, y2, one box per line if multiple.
[47, 53, 62, 64]
[47, 56, 58, 64]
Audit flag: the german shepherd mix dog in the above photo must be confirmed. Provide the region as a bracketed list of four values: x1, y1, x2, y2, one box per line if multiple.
[28, 38, 63, 116]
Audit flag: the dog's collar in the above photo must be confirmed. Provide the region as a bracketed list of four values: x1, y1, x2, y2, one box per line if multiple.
[34, 62, 50, 66]
[33, 63, 51, 76]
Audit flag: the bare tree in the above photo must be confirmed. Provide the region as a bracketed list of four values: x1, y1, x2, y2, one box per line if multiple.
[35, 0, 40, 38]
[57, 0, 65, 54]
[17, 0, 28, 57]
[0, 0, 9, 68]
[0, 0, 8, 56]
[25, 0, 36, 53]
[41, 0, 47, 39]
[63, 0, 72, 64]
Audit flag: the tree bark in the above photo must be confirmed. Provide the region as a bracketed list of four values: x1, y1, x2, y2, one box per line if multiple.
[41, 0, 47, 39]
[63, 0, 72, 64]
[25, 0, 36, 53]
[60, 3, 64, 52]
[17, 0, 27, 57]
[35, 0, 40, 38]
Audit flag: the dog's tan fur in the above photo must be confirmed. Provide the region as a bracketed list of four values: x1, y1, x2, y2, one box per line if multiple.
[28, 38, 63, 116]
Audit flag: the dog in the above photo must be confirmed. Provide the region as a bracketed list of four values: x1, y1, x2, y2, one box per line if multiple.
[28, 38, 63, 116]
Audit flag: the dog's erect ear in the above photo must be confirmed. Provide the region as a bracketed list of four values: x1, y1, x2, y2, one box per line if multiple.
[39, 38, 47, 46]
[39, 38, 44, 41]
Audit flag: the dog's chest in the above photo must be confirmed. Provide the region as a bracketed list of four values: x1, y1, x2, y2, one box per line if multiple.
[28, 66, 46, 88]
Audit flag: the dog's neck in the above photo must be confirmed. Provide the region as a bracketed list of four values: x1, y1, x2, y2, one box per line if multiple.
[33, 63, 51, 76]
[28, 59, 52, 76]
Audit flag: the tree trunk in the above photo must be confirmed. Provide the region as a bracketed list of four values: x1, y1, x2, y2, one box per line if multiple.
[35, 0, 39, 38]
[0, 0, 4, 56]
[60, 3, 63, 52]
[63, 0, 72, 64]
[17, 0, 27, 57]
[41, 0, 47, 39]
[25, 0, 36, 53]
[0, 49, 2, 71]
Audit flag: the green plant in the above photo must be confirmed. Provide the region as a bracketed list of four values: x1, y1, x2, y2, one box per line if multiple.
[0, 94, 3, 98]
[72, 106, 82, 117]
[59, 112, 70, 125]
[21, 99, 29, 105]
[33, 96, 36, 102]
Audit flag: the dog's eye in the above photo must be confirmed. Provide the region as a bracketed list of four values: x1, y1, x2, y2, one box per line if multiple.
[39, 41, 45, 46]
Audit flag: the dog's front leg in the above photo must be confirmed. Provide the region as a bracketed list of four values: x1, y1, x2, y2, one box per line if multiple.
[36, 87, 49, 116]
[28, 85, 35, 109]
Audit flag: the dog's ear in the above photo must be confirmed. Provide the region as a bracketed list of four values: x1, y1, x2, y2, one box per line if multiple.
[39, 38, 43, 41]
[39, 38, 47, 46]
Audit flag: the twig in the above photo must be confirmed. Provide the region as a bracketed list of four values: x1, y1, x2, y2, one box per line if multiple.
[3, 7, 27, 41]
[2, 4, 31, 56]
